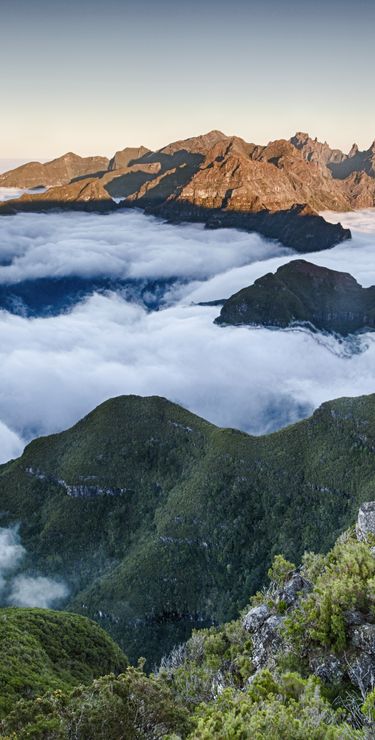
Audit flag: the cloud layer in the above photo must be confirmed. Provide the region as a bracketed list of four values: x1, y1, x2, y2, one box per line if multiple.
[0, 210, 290, 284]
[0, 207, 373, 463]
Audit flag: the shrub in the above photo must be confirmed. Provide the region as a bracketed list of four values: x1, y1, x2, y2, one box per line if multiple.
[190, 670, 363, 739]
[284, 539, 375, 652]
[267, 555, 296, 587]
[1, 668, 191, 739]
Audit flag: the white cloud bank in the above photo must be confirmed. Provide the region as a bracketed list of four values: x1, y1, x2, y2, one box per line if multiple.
[0, 207, 373, 462]
[0, 209, 291, 284]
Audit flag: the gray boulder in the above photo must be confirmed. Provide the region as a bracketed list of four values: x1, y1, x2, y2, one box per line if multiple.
[344, 609, 367, 626]
[351, 624, 375, 655]
[279, 573, 311, 606]
[310, 653, 344, 684]
[356, 501, 375, 542]
[243, 604, 271, 632]
[252, 615, 284, 670]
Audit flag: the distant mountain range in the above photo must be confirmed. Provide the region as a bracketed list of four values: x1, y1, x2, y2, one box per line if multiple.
[5, 129, 375, 251]
[1, 392, 374, 665]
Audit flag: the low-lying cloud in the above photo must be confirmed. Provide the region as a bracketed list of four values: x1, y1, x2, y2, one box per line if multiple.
[8, 575, 69, 608]
[0, 209, 290, 284]
[0, 526, 69, 608]
[0, 207, 374, 463]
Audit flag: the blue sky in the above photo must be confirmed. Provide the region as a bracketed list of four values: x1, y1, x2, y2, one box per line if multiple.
[1, 0, 374, 158]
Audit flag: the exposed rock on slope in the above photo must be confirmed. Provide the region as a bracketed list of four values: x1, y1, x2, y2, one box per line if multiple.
[290, 131, 375, 202]
[329, 140, 375, 179]
[216, 259, 375, 335]
[241, 501, 375, 695]
[1, 177, 117, 213]
[108, 145, 150, 171]
[290, 131, 349, 166]
[1, 392, 375, 664]
[0, 152, 109, 188]
[356, 501, 375, 542]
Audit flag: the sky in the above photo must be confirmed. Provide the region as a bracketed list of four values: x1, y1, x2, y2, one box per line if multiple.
[1, 0, 374, 159]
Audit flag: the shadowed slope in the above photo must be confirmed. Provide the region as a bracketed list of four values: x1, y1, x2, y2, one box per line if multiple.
[216, 259, 375, 335]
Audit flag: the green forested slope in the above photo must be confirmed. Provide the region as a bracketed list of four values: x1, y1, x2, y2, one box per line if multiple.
[0, 608, 128, 717]
[2, 525, 374, 738]
[1, 394, 375, 663]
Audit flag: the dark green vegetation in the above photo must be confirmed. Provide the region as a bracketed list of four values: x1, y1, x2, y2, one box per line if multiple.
[1, 668, 191, 739]
[1, 393, 375, 665]
[0, 608, 127, 717]
[216, 259, 375, 335]
[1, 530, 374, 738]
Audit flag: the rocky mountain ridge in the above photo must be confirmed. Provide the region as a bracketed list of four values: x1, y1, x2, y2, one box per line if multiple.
[0, 151, 109, 188]
[5, 128, 375, 251]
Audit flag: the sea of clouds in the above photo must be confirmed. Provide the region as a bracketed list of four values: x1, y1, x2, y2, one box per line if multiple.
[0, 205, 374, 465]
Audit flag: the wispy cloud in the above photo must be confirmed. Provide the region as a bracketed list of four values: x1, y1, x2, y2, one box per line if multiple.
[0, 526, 68, 607]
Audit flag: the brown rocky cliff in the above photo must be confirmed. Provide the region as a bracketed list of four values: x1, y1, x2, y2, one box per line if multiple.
[0, 152, 109, 188]
[0, 177, 116, 213]
[108, 146, 151, 171]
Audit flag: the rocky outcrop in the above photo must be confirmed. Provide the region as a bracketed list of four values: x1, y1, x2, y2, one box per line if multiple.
[242, 604, 271, 632]
[242, 574, 311, 671]
[241, 503, 375, 694]
[0, 177, 117, 213]
[25, 466, 127, 497]
[10, 128, 375, 250]
[329, 140, 375, 180]
[159, 129, 228, 157]
[290, 131, 348, 167]
[216, 259, 375, 335]
[128, 135, 351, 214]
[0, 152, 109, 188]
[108, 146, 150, 171]
[356, 501, 375, 542]
[343, 171, 375, 209]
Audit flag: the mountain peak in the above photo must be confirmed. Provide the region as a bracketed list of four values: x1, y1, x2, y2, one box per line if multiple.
[348, 143, 359, 157]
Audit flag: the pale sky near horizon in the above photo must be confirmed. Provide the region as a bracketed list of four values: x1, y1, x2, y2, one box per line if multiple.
[1, 0, 374, 159]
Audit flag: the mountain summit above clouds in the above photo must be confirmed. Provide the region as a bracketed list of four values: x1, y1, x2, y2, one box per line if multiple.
[216, 259, 375, 336]
[2, 128, 375, 251]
